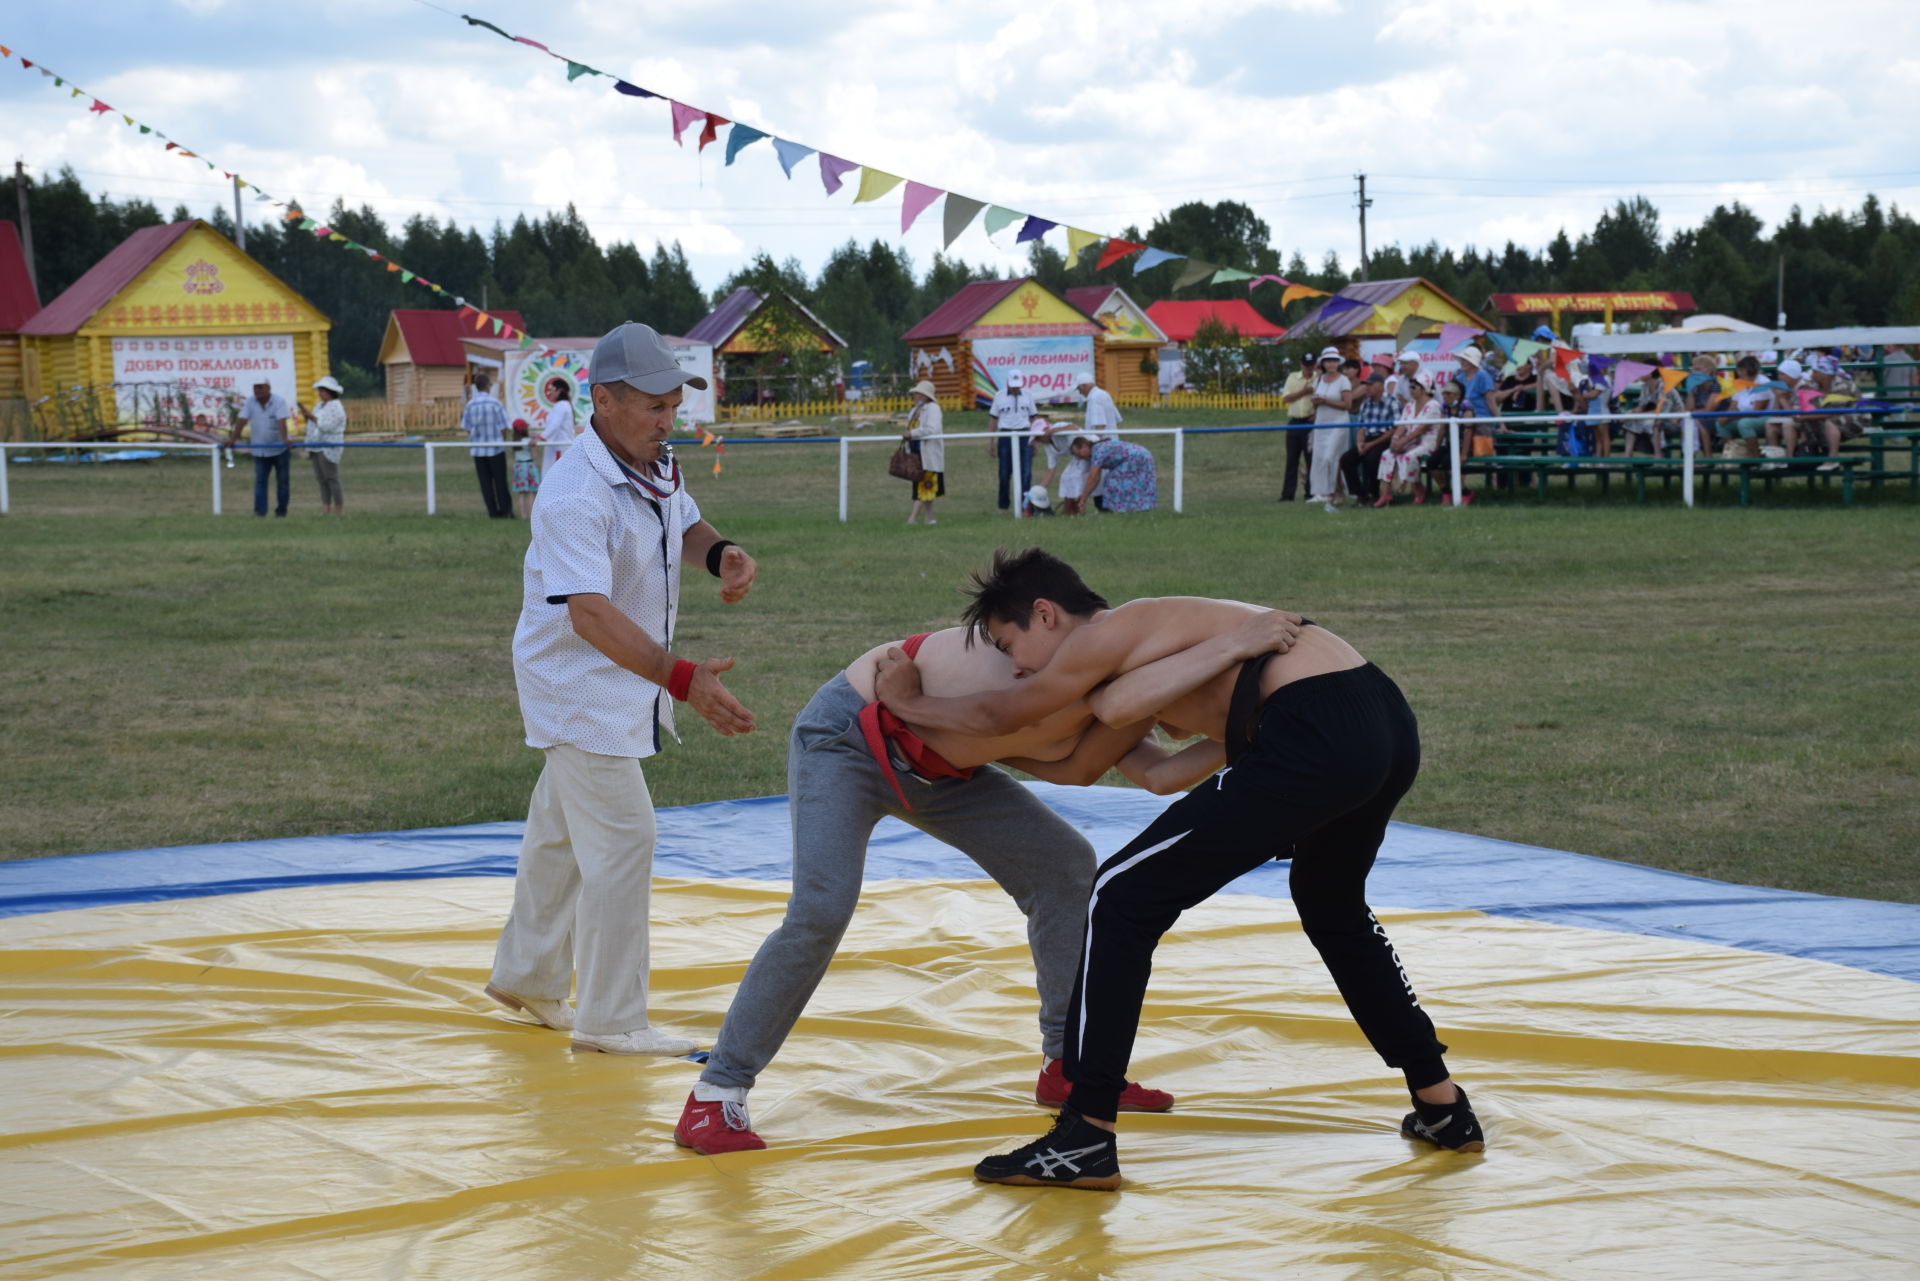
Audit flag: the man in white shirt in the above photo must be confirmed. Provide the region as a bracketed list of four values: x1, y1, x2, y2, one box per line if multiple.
[487, 321, 759, 1057]
[989, 370, 1038, 511]
[1075, 374, 1123, 510]
[229, 379, 293, 517]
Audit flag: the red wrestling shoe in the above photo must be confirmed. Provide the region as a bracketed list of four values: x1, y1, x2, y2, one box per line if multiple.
[674, 1092, 767, 1154]
[1035, 1059, 1174, 1113]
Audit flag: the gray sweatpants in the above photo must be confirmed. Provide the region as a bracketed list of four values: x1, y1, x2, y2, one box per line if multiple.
[700, 673, 1096, 1091]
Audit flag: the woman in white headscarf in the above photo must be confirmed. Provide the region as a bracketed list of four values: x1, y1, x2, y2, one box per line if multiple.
[903, 380, 945, 525]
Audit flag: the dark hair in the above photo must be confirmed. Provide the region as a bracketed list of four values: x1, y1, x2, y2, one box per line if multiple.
[959, 547, 1110, 645]
[473, 373, 491, 393]
[1736, 355, 1761, 377]
[546, 377, 571, 398]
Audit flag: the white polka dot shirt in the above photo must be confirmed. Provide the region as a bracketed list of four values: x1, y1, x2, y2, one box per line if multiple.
[512, 425, 702, 759]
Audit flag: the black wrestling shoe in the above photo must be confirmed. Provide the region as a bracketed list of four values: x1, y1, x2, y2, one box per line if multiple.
[974, 1109, 1122, 1191]
[1401, 1087, 1486, 1152]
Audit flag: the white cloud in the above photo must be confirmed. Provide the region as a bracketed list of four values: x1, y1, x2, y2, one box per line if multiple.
[9, 0, 1918, 301]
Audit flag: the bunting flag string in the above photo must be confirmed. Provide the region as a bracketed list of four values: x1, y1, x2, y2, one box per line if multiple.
[4, 40, 556, 360]
[434, 7, 1304, 296]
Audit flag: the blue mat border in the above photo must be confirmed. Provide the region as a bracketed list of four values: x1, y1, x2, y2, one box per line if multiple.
[1, 784, 1914, 985]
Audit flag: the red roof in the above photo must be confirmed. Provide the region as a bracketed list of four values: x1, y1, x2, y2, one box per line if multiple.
[18, 220, 197, 336]
[903, 278, 1024, 342]
[0, 220, 39, 331]
[1143, 299, 1285, 343]
[1063, 286, 1117, 315]
[389, 308, 528, 366]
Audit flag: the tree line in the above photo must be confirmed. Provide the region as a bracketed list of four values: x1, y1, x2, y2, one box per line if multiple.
[16, 166, 1920, 396]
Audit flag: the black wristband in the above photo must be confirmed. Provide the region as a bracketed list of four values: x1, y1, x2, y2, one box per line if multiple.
[706, 539, 737, 578]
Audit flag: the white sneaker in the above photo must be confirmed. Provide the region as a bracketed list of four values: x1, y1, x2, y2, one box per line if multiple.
[1817, 461, 1840, 472]
[484, 983, 575, 1031]
[571, 1026, 700, 1056]
[1321, 500, 1341, 514]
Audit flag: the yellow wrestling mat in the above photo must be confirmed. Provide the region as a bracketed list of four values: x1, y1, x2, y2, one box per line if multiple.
[4, 876, 1918, 1280]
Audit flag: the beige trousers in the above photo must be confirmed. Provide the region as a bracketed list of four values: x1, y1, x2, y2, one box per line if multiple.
[490, 744, 658, 1035]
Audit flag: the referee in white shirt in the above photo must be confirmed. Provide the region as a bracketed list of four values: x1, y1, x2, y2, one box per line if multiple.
[487, 321, 759, 1057]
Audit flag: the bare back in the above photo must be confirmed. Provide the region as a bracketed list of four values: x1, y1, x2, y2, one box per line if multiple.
[1062, 598, 1366, 741]
[843, 628, 1095, 769]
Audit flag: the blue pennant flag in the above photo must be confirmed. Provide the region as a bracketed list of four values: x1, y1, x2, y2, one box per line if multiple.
[772, 138, 816, 178]
[1132, 247, 1184, 274]
[725, 124, 769, 166]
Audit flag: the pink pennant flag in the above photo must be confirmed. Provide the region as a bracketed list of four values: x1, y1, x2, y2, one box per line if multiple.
[670, 101, 704, 146]
[88, 98, 111, 114]
[1611, 359, 1656, 396]
[1433, 323, 1481, 357]
[900, 181, 943, 233]
[817, 153, 859, 195]
[1247, 274, 1290, 292]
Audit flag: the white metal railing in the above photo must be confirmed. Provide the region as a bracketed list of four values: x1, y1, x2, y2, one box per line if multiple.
[0, 408, 1897, 517]
[0, 439, 537, 516]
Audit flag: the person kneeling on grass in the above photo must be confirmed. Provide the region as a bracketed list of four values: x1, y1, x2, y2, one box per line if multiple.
[875, 547, 1484, 1191]
[673, 600, 1306, 1154]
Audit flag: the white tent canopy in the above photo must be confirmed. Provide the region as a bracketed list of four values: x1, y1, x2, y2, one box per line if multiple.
[1577, 324, 1920, 355]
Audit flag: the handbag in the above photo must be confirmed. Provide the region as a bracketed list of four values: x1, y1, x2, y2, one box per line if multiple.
[888, 442, 924, 482]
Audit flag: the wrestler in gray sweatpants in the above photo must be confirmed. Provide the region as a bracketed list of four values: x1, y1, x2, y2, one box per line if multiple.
[700, 673, 1095, 1091]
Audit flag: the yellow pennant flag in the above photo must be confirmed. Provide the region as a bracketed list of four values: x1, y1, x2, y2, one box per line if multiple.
[122, 114, 133, 126]
[852, 167, 904, 204]
[1280, 284, 1329, 307]
[1659, 368, 1688, 393]
[327, 233, 347, 243]
[1066, 227, 1100, 259]
[1730, 378, 1755, 393]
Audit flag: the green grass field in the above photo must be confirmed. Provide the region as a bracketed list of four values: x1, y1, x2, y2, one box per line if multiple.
[3, 416, 1916, 903]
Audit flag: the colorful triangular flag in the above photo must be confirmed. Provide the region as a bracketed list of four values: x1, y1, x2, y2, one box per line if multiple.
[983, 206, 1022, 237]
[1210, 267, 1258, 285]
[1434, 322, 1480, 357]
[1015, 216, 1056, 244]
[669, 101, 704, 145]
[943, 195, 985, 248]
[1396, 314, 1439, 350]
[724, 124, 769, 166]
[853, 167, 904, 204]
[1132, 247, 1185, 274]
[1066, 227, 1100, 259]
[1611, 359, 1655, 395]
[1279, 284, 1328, 307]
[901, 182, 942, 233]
[1173, 259, 1216, 291]
[697, 113, 728, 152]
[1658, 367, 1688, 393]
[772, 138, 815, 178]
[818, 153, 858, 195]
[565, 61, 596, 81]
[1096, 239, 1146, 271]
[614, 80, 657, 98]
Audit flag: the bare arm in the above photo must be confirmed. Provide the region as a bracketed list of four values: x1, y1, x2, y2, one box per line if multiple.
[1086, 609, 1302, 727]
[876, 626, 1134, 737]
[680, 520, 756, 604]
[1115, 736, 1227, 794]
[1001, 717, 1157, 787]
[565, 593, 755, 736]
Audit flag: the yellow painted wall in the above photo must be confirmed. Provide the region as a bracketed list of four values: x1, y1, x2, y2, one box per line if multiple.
[23, 222, 330, 425]
[975, 282, 1090, 329]
[1366, 285, 1492, 336]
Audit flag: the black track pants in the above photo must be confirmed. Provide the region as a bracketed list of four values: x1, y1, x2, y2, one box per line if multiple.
[1063, 662, 1447, 1122]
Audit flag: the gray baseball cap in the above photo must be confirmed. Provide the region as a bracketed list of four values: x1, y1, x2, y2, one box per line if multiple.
[588, 322, 709, 394]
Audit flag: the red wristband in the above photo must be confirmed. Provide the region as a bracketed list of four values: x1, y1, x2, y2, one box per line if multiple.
[667, 659, 697, 702]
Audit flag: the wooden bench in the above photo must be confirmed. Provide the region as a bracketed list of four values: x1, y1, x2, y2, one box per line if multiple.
[1468, 453, 1863, 506]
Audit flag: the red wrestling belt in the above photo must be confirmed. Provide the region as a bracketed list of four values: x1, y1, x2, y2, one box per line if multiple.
[857, 632, 975, 810]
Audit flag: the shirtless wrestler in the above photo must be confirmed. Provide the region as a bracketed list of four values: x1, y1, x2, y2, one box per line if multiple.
[672, 601, 1302, 1154]
[872, 547, 1484, 1191]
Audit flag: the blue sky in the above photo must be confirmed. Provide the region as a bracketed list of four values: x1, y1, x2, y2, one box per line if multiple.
[4, 0, 1917, 298]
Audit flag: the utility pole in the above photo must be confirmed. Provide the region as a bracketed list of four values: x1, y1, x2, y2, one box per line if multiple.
[1775, 254, 1786, 328]
[1356, 173, 1372, 282]
[232, 174, 245, 252]
[14, 159, 37, 297]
